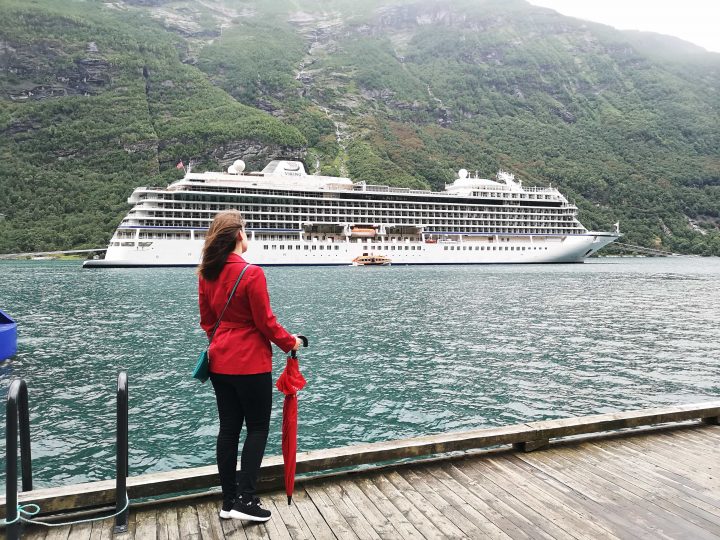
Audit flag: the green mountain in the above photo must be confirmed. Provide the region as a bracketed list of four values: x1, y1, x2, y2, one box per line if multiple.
[1, 0, 719, 255]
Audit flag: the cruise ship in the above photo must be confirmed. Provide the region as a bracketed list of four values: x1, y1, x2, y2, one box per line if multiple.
[83, 160, 619, 267]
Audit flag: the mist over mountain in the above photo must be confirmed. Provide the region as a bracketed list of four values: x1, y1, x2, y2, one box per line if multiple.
[1, 0, 719, 254]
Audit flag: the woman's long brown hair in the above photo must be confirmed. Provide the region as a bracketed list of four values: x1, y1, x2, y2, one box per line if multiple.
[198, 210, 246, 281]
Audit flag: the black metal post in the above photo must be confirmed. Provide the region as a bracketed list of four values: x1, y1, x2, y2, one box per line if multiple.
[18, 382, 32, 493]
[113, 371, 128, 534]
[6, 380, 31, 540]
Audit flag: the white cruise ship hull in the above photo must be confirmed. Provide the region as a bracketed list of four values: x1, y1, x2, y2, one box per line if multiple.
[84, 232, 618, 268]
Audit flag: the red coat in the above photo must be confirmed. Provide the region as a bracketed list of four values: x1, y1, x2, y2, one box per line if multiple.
[199, 253, 296, 375]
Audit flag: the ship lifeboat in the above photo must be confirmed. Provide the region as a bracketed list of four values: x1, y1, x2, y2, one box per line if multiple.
[424, 238, 438, 244]
[352, 254, 391, 266]
[0, 309, 17, 362]
[350, 227, 377, 238]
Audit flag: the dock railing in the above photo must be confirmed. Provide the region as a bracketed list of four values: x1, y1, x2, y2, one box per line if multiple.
[2, 399, 718, 520]
[4, 380, 32, 540]
[1, 373, 129, 535]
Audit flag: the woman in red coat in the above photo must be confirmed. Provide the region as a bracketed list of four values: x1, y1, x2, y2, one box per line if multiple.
[198, 210, 301, 522]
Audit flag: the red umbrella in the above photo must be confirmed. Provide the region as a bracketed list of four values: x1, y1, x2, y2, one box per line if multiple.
[276, 335, 308, 505]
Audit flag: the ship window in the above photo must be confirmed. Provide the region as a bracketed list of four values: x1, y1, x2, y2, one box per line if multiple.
[304, 246, 309, 250]
[444, 247, 448, 251]
[272, 245, 277, 250]
[280, 245, 285, 250]
[263, 245, 269, 250]
[312, 246, 316, 250]
[335, 246, 339, 250]
[296, 245, 301, 250]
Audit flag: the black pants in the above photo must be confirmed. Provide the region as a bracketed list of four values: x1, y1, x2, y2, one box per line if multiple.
[210, 372, 272, 502]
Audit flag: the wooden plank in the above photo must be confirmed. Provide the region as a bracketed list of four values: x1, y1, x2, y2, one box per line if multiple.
[525, 445, 720, 536]
[353, 474, 425, 539]
[648, 431, 720, 466]
[157, 506, 181, 540]
[89, 516, 113, 540]
[178, 505, 202, 539]
[318, 482, 382, 540]
[669, 427, 720, 448]
[332, 478, 403, 540]
[266, 491, 314, 540]
[442, 462, 557, 540]
[385, 470, 463, 538]
[617, 437, 720, 490]
[403, 465, 507, 538]
[220, 513, 248, 540]
[370, 472, 448, 540]
[585, 440, 720, 517]
[529, 448, 716, 539]
[67, 521, 93, 539]
[514, 451, 669, 540]
[196, 501, 226, 540]
[43, 525, 71, 540]
[7, 401, 720, 516]
[637, 429, 720, 462]
[424, 464, 523, 539]
[134, 508, 158, 540]
[570, 441, 720, 531]
[480, 455, 619, 539]
[458, 457, 577, 540]
[259, 498, 292, 540]
[502, 454, 643, 539]
[243, 521, 270, 540]
[22, 525, 48, 540]
[289, 488, 336, 539]
[304, 482, 358, 539]
[392, 468, 483, 539]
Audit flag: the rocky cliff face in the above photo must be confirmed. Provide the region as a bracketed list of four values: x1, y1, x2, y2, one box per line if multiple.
[2, 40, 112, 101]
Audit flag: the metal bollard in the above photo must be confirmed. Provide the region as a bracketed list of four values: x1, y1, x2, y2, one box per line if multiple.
[5, 379, 32, 540]
[113, 372, 129, 534]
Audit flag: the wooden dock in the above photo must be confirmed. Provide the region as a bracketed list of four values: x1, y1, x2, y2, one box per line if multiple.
[7, 403, 720, 539]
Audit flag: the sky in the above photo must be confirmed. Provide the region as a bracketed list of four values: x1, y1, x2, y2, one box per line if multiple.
[527, 0, 720, 53]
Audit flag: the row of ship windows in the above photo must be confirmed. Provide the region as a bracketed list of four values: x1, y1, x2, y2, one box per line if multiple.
[138, 210, 574, 220]
[120, 226, 582, 237]
[142, 201, 567, 213]
[179, 186, 560, 202]
[260, 244, 551, 252]
[127, 218, 581, 228]
[445, 245, 548, 251]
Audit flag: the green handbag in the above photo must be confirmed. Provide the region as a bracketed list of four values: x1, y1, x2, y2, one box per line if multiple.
[193, 264, 251, 382]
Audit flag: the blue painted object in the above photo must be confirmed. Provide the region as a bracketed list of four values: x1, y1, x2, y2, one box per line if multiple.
[0, 309, 17, 361]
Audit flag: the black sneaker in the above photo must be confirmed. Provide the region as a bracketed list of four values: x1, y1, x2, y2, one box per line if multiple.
[228, 496, 271, 522]
[219, 498, 235, 520]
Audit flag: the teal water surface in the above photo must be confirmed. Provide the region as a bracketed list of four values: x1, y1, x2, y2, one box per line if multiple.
[1, 257, 719, 490]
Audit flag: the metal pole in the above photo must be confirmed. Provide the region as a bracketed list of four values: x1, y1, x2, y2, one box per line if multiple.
[113, 371, 128, 534]
[6, 380, 23, 540]
[18, 381, 32, 492]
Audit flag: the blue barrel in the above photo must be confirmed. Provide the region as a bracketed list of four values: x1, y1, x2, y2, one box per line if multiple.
[0, 309, 17, 361]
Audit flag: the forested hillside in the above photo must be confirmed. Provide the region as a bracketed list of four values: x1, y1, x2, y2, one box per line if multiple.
[1, 0, 719, 254]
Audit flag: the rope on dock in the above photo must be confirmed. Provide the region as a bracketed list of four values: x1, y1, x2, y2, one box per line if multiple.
[1, 492, 128, 528]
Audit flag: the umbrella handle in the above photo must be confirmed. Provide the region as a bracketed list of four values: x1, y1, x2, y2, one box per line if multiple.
[291, 334, 308, 359]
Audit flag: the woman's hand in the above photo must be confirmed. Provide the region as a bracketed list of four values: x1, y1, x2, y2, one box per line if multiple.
[292, 335, 303, 351]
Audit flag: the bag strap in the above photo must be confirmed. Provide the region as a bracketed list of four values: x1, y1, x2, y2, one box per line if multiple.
[208, 264, 251, 343]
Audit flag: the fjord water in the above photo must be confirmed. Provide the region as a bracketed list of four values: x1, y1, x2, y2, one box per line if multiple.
[1, 258, 719, 489]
